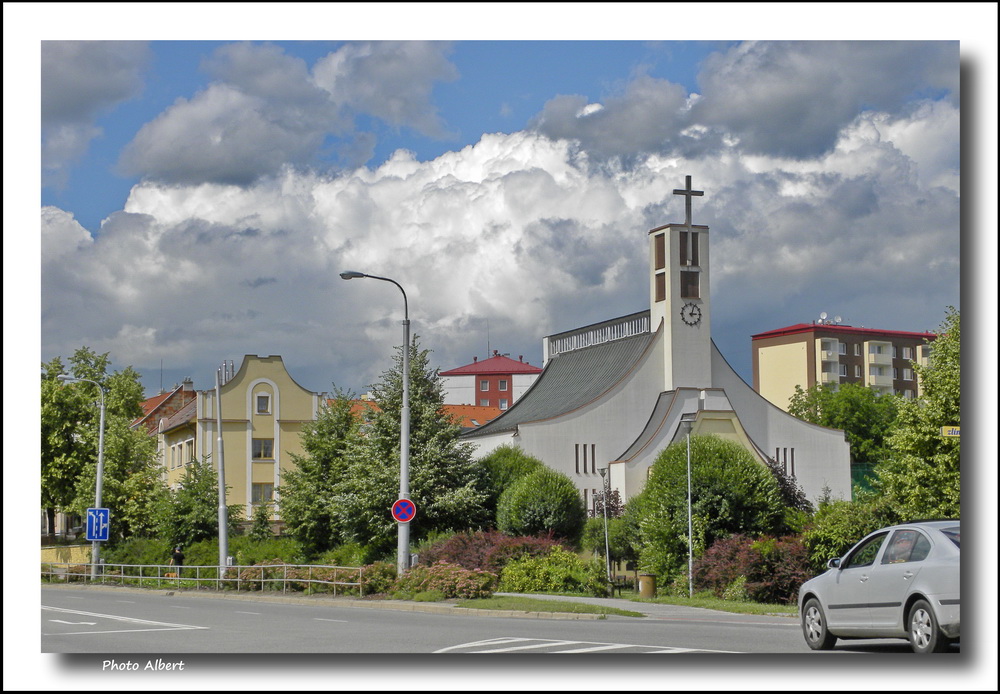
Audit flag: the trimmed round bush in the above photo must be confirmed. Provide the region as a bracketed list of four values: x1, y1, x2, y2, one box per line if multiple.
[496, 468, 586, 544]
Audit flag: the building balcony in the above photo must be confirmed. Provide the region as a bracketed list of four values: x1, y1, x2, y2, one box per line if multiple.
[819, 371, 841, 384]
[867, 372, 893, 387]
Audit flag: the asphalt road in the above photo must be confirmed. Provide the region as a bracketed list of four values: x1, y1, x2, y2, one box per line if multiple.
[41, 583, 911, 655]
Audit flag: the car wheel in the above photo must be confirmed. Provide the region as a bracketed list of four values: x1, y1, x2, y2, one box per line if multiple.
[908, 599, 950, 653]
[802, 598, 837, 650]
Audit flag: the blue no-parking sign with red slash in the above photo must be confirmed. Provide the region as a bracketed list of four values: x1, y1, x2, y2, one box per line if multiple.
[391, 498, 416, 523]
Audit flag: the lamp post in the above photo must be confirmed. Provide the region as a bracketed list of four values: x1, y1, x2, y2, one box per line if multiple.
[58, 374, 106, 580]
[598, 466, 612, 584]
[680, 413, 696, 598]
[340, 270, 411, 575]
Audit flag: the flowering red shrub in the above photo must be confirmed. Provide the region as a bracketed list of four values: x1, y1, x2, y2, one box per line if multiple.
[393, 561, 498, 599]
[693, 534, 812, 604]
[418, 530, 562, 573]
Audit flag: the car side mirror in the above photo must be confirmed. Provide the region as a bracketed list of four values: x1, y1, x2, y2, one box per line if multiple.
[827, 558, 842, 570]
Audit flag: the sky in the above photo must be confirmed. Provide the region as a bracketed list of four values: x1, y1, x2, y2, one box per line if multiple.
[7, 3, 999, 691]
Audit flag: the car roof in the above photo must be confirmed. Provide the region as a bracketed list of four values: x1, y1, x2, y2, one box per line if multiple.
[892, 520, 960, 531]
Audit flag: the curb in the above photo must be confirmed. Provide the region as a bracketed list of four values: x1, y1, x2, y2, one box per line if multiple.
[41, 582, 606, 620]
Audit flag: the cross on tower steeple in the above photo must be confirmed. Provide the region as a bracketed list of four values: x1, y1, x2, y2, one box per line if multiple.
[672, 175, 703, 228]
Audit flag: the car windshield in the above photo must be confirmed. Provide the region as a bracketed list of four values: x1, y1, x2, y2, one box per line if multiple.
[941, 526, 960, 548]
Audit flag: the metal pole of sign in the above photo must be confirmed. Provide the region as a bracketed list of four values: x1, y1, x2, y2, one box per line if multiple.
[340, 271, 411, 575]
[216, 367, 229, 573]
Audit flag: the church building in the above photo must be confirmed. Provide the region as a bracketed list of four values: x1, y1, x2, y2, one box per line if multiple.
[462, 177, 853, 508]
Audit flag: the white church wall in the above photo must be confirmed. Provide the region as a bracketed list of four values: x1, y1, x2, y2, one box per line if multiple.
[711, 344, 852, 503]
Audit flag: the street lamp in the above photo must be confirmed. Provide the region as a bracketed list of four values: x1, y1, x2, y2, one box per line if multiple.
[58, 374, 106, 580]
[679, 413, 696, 598]
[340, 270, 411, 575]
[598, 466, 612, 585]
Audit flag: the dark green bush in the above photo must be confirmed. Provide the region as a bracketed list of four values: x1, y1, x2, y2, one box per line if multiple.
[497, 468, 586, 545]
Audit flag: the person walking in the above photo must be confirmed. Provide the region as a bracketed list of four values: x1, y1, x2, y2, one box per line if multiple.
[169, 546, 184, 577]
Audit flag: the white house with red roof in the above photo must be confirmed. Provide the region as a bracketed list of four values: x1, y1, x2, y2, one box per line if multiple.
[440, 351, 542, 411]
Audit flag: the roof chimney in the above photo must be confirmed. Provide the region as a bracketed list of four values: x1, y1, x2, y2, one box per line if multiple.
[519, 355, 523, 362]
[473, 356, 477, 362]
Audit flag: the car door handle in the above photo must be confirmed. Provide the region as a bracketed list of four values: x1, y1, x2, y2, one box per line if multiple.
[903, 571, 914, 580]
[859, 574, 869, 582]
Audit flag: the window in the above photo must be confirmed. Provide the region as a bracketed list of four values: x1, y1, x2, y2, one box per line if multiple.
[893, 367, 899, 379]
[654, 233, 665, 270]
[256, 393, 271, 414]
[655, 273, 666, 302]
[903, 368, 913, 381]
[902, 346, 913, 360]
[838, 342, 847, 355]
[892, 345, 898, 359]
[252, 438, 274, 460]
[839, 364, 847, 377]
[854, 365, 861, 378]
[480, 380, 489, 392]
[882, 530, 930, 564]
[680, 231, 699, 266]
[499, 399, 509, 410]
[479, 399, 489, 407]
[680, 270, 700, 299]
[499, 379, 508, 391]
[853, 344, 861, 356]
[844, 533, 888, 569]
[252, 483, 274, 505]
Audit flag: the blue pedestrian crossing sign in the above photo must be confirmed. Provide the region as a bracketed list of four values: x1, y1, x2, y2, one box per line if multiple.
[86, 508, 110, 541]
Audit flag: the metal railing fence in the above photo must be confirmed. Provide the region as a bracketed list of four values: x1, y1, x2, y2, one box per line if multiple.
[40, 561, 365, 596]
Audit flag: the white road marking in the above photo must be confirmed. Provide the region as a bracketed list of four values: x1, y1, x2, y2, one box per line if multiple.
[41, 605, 208, 635]
[235, 611, 260, 615]
[435, 637, 742, 654]
[314, 618, 349, 623]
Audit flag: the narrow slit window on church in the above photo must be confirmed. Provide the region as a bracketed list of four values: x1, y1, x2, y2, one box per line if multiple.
[654, 233, 665, 270]
[655, 272, 666, 302]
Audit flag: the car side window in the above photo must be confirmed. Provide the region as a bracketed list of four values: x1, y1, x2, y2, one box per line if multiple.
[881, 529, 929, 564]
[844, 532, 887, 569]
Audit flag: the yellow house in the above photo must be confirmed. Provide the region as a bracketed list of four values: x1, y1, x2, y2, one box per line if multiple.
[158, 355, 322, 523]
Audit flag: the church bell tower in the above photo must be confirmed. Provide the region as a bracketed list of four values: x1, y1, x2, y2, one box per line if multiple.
[649, 175, 712, 391]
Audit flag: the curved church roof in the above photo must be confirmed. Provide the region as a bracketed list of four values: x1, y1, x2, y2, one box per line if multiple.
[463, 325, 658, 438]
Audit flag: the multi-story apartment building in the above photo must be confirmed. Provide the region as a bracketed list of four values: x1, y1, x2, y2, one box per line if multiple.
[752, 320, 936, 412]
[440, 351, 541, 411]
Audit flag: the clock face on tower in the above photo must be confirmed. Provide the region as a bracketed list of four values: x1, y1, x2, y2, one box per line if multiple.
[680, 302, 702, 326]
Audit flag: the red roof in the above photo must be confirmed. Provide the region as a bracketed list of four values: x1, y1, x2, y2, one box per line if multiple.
[752, 323, 937, 341]
[337, 399, 501, 428]
[440, 353, 542, 376]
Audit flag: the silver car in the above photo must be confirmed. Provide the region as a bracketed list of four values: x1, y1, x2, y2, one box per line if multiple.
[798, 519, 960, 653]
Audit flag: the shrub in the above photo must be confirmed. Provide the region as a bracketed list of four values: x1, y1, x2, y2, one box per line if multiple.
[316, 542, 373, 568]
[392, 561, 497, 599]
[498, 547, 605, 596]
[626, 435, 786, 585]
[693, 534, 812, 604]
[497, 468, 586, 545]
[101, 537, 172, 569]
[359, 561, 398, 595]
[417, 530, 563, 573]
[801, 498, 900, 572]
[478, 444, 545, 513]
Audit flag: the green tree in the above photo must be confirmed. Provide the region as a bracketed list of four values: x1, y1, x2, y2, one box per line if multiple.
[279, 390, 359, 557]
[330, 337, 491, 557]
[875, 307, 961, 519]
[477, 444, 545, 520]
[160, 457, 241, 548]
[41, 347, 167, 542]
[625, 435, 785, 583]
[496, 467, 587, 545]
[788, 381, 900, 476]
[801, 496, 901, 572]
